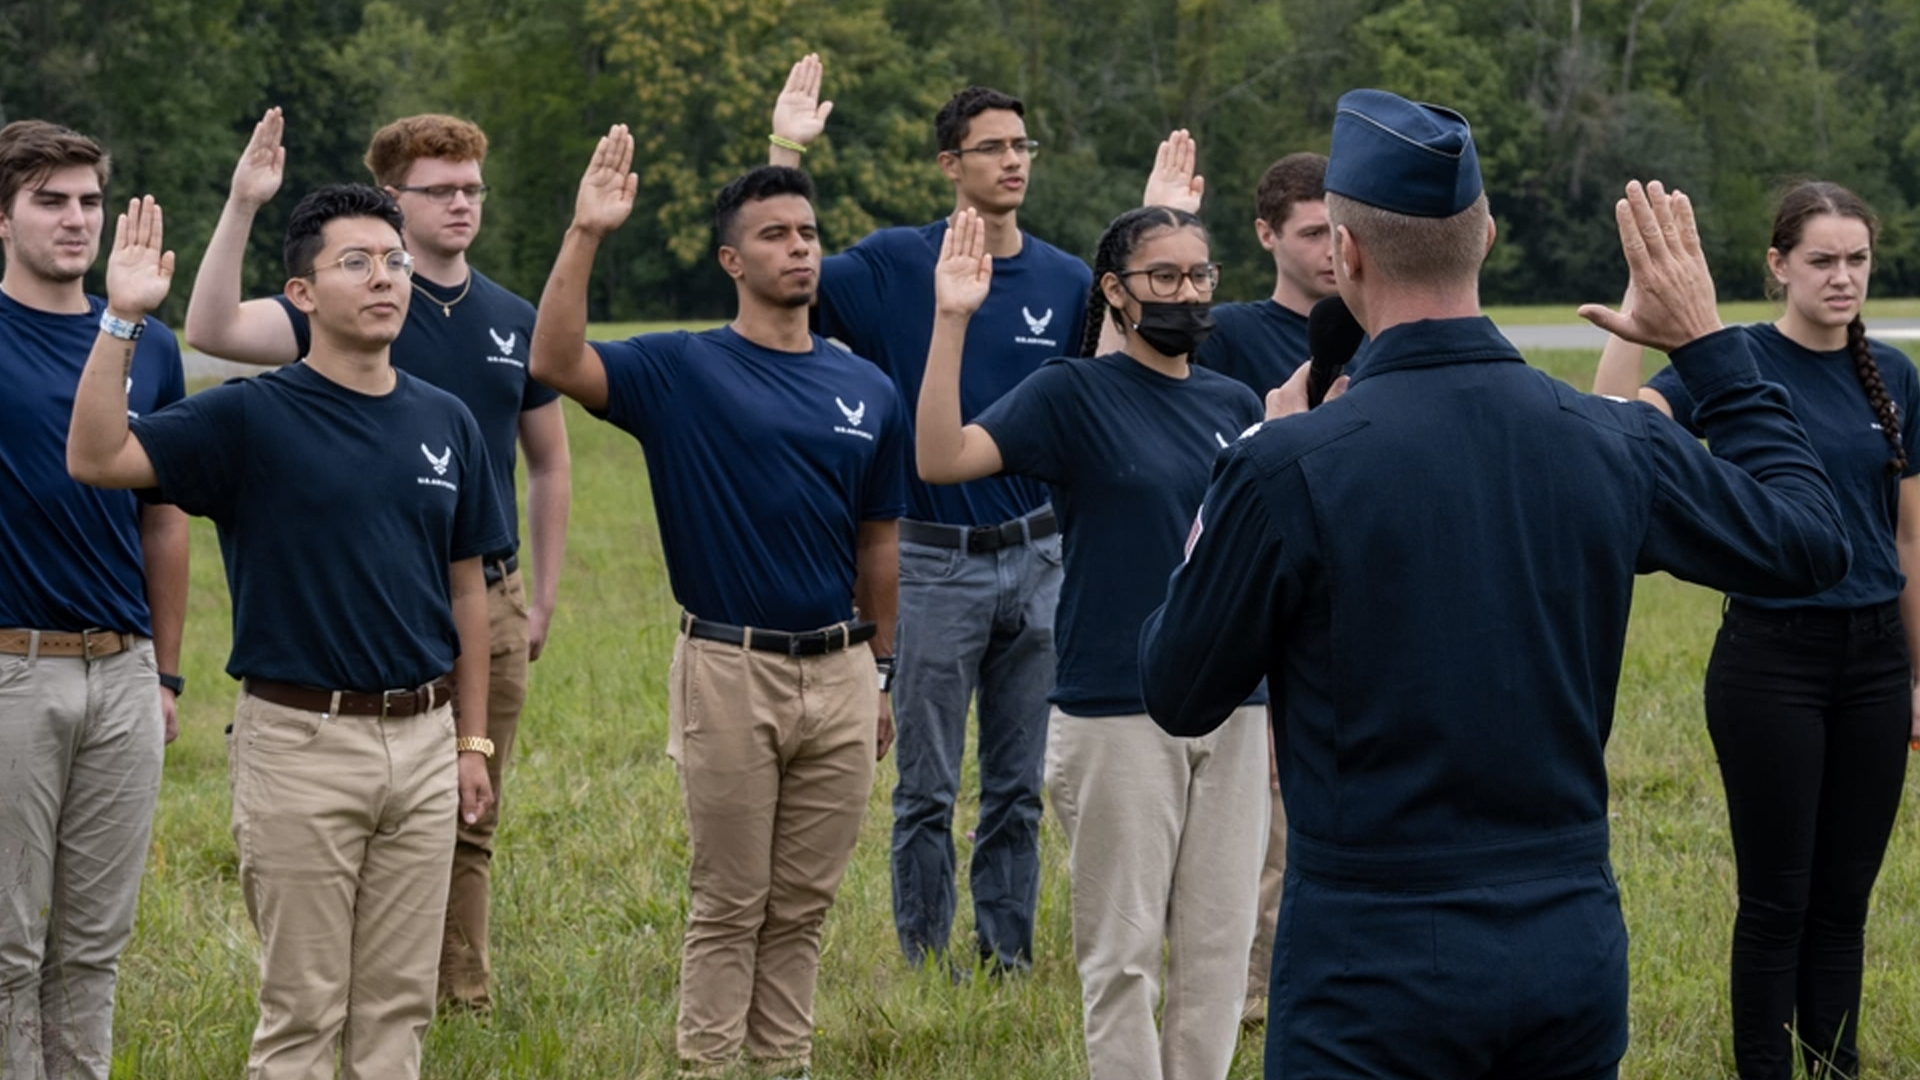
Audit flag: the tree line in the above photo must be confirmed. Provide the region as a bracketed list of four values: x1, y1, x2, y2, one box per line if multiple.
[5, 0, 1915, 321]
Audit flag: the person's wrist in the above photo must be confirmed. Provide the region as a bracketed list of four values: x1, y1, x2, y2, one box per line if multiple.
[769, 133, 809, 154]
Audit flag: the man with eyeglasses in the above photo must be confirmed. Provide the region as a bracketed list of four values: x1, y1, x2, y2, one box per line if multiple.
[183, 109, 570, 1016]
[768, 53, 1090, 978]
[69, 183, 506, 1080]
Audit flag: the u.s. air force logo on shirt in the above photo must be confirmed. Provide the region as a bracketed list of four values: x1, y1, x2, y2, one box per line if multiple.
[487, 327, 525, 369]
[1015, 305, 1058, 348]
[834, 397, 874, 441]
[418, 444, 458, 491]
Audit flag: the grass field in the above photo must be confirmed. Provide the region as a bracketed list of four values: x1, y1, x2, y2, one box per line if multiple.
[110, 342, 1920, 1078]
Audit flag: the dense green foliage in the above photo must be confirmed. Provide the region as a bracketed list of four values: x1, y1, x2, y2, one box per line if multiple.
[8, 0, 1920, 317]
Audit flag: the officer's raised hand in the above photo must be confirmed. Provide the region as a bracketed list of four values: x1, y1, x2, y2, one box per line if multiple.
[228, 107, 285, 211]
[934, 207, 992, 320]
[1577, 181, 1723, 352]
[1141, 129, 1204, 214]
[570, 124, 639, 239]
[769, 52, 832, 166]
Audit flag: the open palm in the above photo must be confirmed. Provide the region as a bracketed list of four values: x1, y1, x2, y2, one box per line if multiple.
[106, 197, 174, 317]
[574, 125, 639, 238]
[934, 209, 992, 318]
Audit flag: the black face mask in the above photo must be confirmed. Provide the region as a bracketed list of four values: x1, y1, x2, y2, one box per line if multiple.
[1132, 301, 1215, 358]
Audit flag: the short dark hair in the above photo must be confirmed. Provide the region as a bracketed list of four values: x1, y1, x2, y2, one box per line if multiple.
[284, 184, 407, 278]
[935, 87, 1024, 152]
[1255, 153, 1327, 230]
[713, 165, 815, 249]
[0, 120, 110, 217]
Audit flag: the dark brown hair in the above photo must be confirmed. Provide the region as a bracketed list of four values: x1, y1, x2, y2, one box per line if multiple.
[1255, 152, 1327, 230]
[0, 120, 109, 216]
[363, 114, 488, 189]
[1770, 181, 1904, 474]
[935, 87, 1023, 153]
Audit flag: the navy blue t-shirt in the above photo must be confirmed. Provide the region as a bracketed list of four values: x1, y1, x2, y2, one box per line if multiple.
[132, 364, 509, 688]
[276, 268, 555, 554]
[1193, 299, 1312, 398]
[818, 221, 1092, 526]
[592, 326, 909, 631]
[0, 293, 183, 634]
[1649, 322, 1920, 609]
[976, 353, 1265, 715]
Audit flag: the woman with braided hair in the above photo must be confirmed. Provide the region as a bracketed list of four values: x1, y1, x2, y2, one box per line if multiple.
[918, 203, 1268, 1080]
[1593, 180, 1920, 1079]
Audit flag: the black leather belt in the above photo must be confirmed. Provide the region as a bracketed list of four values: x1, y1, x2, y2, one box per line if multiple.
[483, 553, 518, 587]
[680, 612, 876, 656]
[900, 508, 1057, 554]
[244, 677, 451, 717]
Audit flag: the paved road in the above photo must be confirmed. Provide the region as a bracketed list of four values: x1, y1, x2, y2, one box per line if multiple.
[182, 318, 1920, 378]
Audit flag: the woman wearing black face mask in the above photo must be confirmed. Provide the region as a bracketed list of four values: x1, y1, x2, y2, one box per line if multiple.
[918, 205, 1270, 1080]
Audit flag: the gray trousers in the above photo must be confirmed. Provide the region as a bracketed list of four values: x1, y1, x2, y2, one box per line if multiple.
[0, 639, 163, 1080]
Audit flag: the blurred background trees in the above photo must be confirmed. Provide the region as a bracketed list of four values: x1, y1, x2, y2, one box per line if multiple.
[5, 0, 1914, 319]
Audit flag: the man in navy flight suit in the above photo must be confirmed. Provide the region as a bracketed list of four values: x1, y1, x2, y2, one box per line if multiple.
[1139, 89, 1851, 1079]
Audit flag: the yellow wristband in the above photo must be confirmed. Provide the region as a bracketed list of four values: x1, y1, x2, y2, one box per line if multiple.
[768, 134, 809, 155]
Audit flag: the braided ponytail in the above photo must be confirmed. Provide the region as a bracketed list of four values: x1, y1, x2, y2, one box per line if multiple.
[1846, 316, 1906, 474]
[1078, 205, 1209, 358]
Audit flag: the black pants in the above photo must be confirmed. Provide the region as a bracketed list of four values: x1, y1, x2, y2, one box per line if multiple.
[1705, 600, 1910, 1080]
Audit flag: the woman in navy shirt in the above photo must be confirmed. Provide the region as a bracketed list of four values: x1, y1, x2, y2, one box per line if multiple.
[1594, 181, 1919, 1080]
[918, 204, 1267, 1080]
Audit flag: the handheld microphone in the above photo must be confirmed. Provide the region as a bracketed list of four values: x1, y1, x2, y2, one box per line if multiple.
[1305, 295, 1365, 408]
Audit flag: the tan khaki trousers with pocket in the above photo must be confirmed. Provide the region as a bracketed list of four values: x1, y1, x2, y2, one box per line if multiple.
[668, 633, 876, 1077]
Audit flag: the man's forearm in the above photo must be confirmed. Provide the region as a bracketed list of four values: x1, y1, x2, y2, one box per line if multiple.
[450, 560, 490, 738]
[141, 504, 188, 670]
[854, 520, 899, 657]
[526, 462, 570, 619]
[529, 227, 603, 391]
[183, 197, 262, 354]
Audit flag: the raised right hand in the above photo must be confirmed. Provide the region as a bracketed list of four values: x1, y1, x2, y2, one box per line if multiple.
[105, 196, 174, 320]
[572, 125, 638, 238]
[772, 53, 833, 149]
[229, 107, 285, 210]
[934, 208, 992, 318]
[1577, 181, 1723, 352]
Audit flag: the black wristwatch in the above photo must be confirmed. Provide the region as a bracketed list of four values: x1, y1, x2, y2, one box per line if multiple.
[158, 672, 186, 698]
[875, 655, 896, 694]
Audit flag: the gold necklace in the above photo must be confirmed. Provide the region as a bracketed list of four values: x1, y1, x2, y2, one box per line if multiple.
[412, 273, 472, 317]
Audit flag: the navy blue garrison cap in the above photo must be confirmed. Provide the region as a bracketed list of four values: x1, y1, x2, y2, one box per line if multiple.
[1325, 89, 1482, 218]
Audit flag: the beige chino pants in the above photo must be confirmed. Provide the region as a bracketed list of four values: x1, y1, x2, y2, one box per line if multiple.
[668, 633, 876, 1077]
[0, 640, 162, 1080]
[1045, 706, 1268, 1080]
[228, 690, 457, 1080]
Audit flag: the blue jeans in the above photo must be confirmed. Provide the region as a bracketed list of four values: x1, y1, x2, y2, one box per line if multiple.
[890, 524, 1062, 968]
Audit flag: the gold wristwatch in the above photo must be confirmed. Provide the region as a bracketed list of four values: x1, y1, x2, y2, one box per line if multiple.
[456, 736, 495, 758]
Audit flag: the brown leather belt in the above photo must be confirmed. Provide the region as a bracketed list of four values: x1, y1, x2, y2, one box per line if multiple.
[243, 677, 451, 717]
[0, 628, 133, 659]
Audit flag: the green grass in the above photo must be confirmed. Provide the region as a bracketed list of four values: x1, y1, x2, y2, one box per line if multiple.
[118, 345, 1920, 1078]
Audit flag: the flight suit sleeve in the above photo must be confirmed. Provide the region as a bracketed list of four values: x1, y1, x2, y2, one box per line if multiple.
[1640, 326, 1851, 596]
[1140, 437, 1294, 736]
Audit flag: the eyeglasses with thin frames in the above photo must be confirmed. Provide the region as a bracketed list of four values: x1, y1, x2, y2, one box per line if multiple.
[303, 249, 415, 284]
[393, 183, 489, 205]
[945, 138, 1040, 160]
[1117, 263, 1220, 299]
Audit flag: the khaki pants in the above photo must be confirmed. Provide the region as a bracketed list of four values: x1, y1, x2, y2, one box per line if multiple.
[1045, 707, 1268, 1080]
[1244, 780, 1287, 1015]
[669, 633, 876, 1076]
[440, 568, 531, 1010]
[229, 689, 457, 1080]
[0, 640, 162, 1080]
